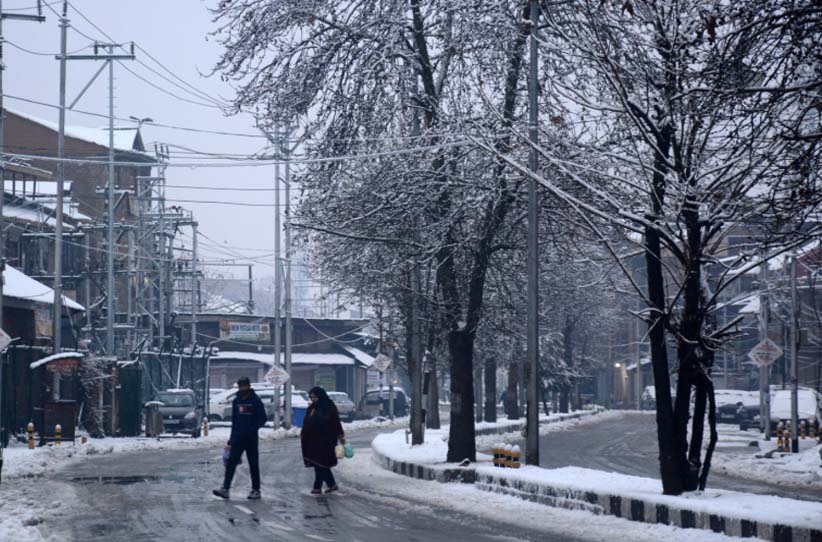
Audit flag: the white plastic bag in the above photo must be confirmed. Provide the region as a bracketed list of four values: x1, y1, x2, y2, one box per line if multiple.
[335, 444, 345, 459]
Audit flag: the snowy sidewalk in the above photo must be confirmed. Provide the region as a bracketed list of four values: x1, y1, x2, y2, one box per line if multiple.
[371, 426, 822, 542]
[1, 415, 410, 480]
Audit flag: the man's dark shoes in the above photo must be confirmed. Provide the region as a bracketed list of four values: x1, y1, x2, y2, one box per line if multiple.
[247, 489, 261, 500]
[325, 485, 339, 494]
[213, 487, 230, 499]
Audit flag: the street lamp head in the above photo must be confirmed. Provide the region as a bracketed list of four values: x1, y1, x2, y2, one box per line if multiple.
[614, 362, 622, 368]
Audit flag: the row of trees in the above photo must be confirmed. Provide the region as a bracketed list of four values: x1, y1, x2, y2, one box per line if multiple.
[211, 0, 821, 494]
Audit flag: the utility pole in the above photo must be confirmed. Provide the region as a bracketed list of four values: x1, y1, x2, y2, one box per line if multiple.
[635, 301, 642, 410]
[789, 253, 799, 453]
[759, 251, 771, 441]
[191, 221, 198, 348]
[62, 41, 135, 356]
[283, 130, 293, 429]
[408, 103, 424, 444]
[0, 0, 45, 484]
[265, 123, 283, 424]
[525, 0, 540, 466]
[52, 2, 68, 370]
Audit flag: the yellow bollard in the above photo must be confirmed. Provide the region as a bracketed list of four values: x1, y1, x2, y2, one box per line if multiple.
[800, 420, 806, 440]
[776, 423, 784, 451]
[203, 418, 209, 437]
[55, 424, 62, 446]
[503, 444, 513, 468]
[81, 436, 88, 445]
[27, 422, 35, 450]
[511, 445, 521, 469]
[810, 421, 816, 441]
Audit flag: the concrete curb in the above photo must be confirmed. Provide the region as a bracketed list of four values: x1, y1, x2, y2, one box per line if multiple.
[371, 412, 822, 542]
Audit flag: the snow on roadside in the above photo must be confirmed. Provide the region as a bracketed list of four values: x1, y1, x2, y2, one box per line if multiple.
[336, 449, 762, 542]
[0, 475, 80, 541]
[713, 441, 822, 492]
[373, 426, 822, 531]
[1, 415, 412, 481]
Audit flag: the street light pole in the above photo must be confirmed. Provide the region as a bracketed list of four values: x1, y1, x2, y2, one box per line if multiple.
[525, 0, 540, 466]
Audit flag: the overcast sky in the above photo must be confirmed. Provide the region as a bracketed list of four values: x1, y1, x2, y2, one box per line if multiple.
[4, 0, 280, 281]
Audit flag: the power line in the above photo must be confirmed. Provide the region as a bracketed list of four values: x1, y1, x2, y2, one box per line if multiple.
[4, 39, 91, 56]
[116, 61, 224, 110]
[2, 137, 481, 168]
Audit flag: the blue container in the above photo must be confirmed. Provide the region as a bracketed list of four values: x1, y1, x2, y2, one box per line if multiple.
[293, 406, 307, 428]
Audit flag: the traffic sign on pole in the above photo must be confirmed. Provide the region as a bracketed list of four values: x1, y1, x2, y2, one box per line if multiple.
[372, 353, 392, 373]
[0, 329, 11, 352]
[748, 338, 783, 367]
[264, 365, 290, 387]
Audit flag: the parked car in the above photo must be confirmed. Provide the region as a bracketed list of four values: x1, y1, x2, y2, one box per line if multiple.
[220, 387, 278, 421]
[713, 389, 759, 427]
[751, 388, 822, 435]
[153, 389, 203, 437]
[754, 388, 821, 436]
[209, 385, 276, 421]
[359, 388, 408, 418]
[328, 391, 356, 422]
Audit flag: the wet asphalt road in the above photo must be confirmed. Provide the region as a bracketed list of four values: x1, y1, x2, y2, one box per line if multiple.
[38, 428, 586, 542]
[505, 412, 821, 502]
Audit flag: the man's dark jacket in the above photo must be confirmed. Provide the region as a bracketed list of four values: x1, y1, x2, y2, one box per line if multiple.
[229, 389, 267, 442]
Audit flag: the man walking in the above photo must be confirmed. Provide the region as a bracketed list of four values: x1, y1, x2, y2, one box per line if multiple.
[213, 377, 267, 500]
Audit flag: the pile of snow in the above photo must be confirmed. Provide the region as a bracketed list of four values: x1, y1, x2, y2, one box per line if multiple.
[714, 440, 822, 491]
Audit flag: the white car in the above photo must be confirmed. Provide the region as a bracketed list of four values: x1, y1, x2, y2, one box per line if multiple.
[328, 391, 356, 422]
[208, 386, 276, 421]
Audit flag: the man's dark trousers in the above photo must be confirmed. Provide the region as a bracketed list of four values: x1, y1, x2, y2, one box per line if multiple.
[223, 435, 260, 490]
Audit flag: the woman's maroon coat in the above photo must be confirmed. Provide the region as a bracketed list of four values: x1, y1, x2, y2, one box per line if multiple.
[300, 403, 344, 468]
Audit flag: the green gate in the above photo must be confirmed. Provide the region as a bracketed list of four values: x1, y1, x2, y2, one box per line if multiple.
[117, 364, 143, 436]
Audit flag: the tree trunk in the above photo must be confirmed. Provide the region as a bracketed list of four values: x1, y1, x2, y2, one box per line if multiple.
[427, 355, 441, 429]
[446, 330, 476, 462]
[505, 362, 519, 420]
[540, 384, 551, 415]
[645, 125, 686, 496]
[474, 362, 484, 423]
[484, 357, 497, 422]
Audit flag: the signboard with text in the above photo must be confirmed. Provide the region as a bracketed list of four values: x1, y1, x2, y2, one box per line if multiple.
[220, 320, 270, 342]
[748, 338, 783, 367]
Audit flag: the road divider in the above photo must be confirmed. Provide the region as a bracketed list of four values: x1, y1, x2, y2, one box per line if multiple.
[371, 411, 822, 542]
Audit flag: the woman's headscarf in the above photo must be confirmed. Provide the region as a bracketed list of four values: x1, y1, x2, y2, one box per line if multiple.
[308, 386, 335, 412]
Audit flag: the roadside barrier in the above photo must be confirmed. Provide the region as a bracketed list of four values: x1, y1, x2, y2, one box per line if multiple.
[503, 444, 513, 468]
[27, 422, 35, 449]
[510, 445, 521, 469]
[493, 444, 503, 467]
[55, 424, 62, 446]
[785, 421, 792, 451]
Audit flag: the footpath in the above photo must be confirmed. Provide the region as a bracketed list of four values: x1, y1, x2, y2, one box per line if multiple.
[372, 411, 822, 542]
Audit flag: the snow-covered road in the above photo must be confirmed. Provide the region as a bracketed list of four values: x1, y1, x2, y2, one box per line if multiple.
[21, 427, 587, 542]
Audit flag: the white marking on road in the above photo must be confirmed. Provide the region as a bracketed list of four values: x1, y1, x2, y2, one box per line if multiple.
[306, 535, 332, 541]
[234, 504, 254, 515]
[263, 520, 295, 533]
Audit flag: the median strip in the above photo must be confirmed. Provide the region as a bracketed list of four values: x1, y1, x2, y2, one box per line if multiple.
[371, 413, 822, 542]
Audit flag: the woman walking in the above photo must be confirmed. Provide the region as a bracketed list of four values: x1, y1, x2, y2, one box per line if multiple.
[300, 386, 346, 494]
